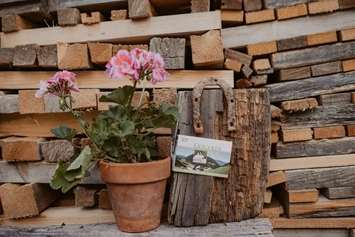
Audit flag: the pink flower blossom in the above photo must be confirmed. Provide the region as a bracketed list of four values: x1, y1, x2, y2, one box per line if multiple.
[151, 68, 170, 85]
[105, 50, 135, 79]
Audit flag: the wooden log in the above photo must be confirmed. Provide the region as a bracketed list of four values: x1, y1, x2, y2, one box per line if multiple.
[110, 9, 127, 21]
[321, 187, 355, 199]
[280, 103, 355, 129]
[222, 11, 355, 49]
[271, 217, 355, 229]
[311, 61, 342, 77]
[285, 165, 355, 190]
[57, 42, 93, 70]
[224, 58, 242, 72]
[250, 75, 267, 87]
[0, 94, 18, 114]
[220, 0, 242, 10]
[19, 90, 44, 114]
[57, 8, 81, 26]
[168, 89, 270, 226]
[191, 0, 209, 12]
[246, 41, 277, 56]
[272, 42, 355, 70]
[276, 36, 307, 52]
[1, 11, 221, 47]
[319, 93, 351, 106]
[220, 10, 244, 27]
[313, 126, 345, 140]
[74, 186, 99, 207]
[266, 71, 355, 103]
[342, 59, 355, 72]
[0, 183, 60, 219]
[13, 44, 39, 67]
[128, 0, 156, 19]
[340, 28, 355, 42]
[150, 37, 186, 69]
[0, 136, 45, 161]
[271, 120, 281, 132]
[266, 171, 286, 188]
[243, 0, 262, 12]
[347, 125, 355, 136]
[1, 14, 38, 32]
[275, 137, 355, 159]
[258, 198, 284, 219]
[40, 140, 74, 163]
[307, 31, 338, 47]
[308, 0, 339, 15]
[37, 45, 57, 68]
[245, 9, 275, 25]
[339, 0, 355, 9]
[280, 98, 318, 111]
[276, 4, 308, 20]
[0, 48, 14, 66]
[98, 189, 112, 210]
[71, 89, 99, 110]
[87, 42, 112, 65]
[264, 189, 272, 203]
[280, 129, 313, 143]
[224, 48, 252, 66]
[270, 153, 355, 171]
[152, 88, 177, 105]
[241, 65, 253, 79]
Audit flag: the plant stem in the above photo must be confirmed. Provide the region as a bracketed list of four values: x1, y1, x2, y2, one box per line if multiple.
[138, 78, 147, 108]
[128, 80, 138, 108]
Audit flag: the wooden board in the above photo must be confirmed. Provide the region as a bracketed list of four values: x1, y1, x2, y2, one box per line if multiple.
[321, 187, 355, 199]
[0, 70, 233, 90]
[319, 93, 351, 106]
[276, 186, 318, 204]
[285, 166, 355, 190]
[266, 171, 286, 188]
[274, 229, 348, 237]
[265, 71, 355, 102]
[270, 154, 355, 171]
[271, 217, 355, 229]
[222, 11, 355, 49]
[0, 11, 221, 47]
[263, 0, 315, 9]
[169, 89, 270, 226]
[258, 198, 284, 219]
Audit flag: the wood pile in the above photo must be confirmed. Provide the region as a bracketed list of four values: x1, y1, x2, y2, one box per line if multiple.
[0, 0, 355, 233]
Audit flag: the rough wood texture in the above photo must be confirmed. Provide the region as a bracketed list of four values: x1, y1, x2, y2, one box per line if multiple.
[253, 59, 271, 71]
[250, 75, 268, 87]
[58, 42, 93, 70]
[57, 8, 81, 26]
[264, 189, 272, 203]
[280, 103, 355, 129]
[247, 41, 277, 56]
[278, 66, 310, 81]
[342, 59, 355, 72]
[152, 88, 177, 105]
[220, 10, 244, 27]
[0, 94, 19, 114]
[236, 79, 252, 89]
[245, 9, 275, 25]
[339, 0, 355, 9]
[263, 0, 316, 9]
[0, 48, 14, 66]
[37, 45, 57, 68]
[19, 90, 45, 114]
[285, 165, 355, 190]
[277, 188, 319, 204]
[308, 0, 339, 15]
[13, 44, 39, 67]
[280, 98, 318, 111]
[191, 0, 210, 12]
[112, 44, 149, 55]
[224, 58, 242, 72]
[272, 42, 355, 70]
[221, 0, 242, 10]
[99, 189, 112, 210]
[241, 65, 253, 79]
[271, 132, 279, 144]
[190, 30, 224, 69]
[311, 61, 342, 77]
[321, 187, 355, 199]
[40, 140, 74, 163]
[0, 136, 45, 161]
[340, 28, 355, 41]
[266, 71, 355, 102]
[280, 129, 313, 143]
[319, 93, 351, 106]
[0, 183, 60, 219]
[313, 126, 345, 139]
[150, 37, 186, 69]
[1, 14, 38, 32]
[258, 198, 284, 219]
[271, 105, 281, 118]
[87, 42, 112, 65]
[271, 120, 281, 132]
[347, 125, 355, 136]
[276, 36, 307, 52]
[169, 89, 270, 226]
[271, 217, 355, 229]
[266, 171, 286, 188]
[224, 48, 252, 66]
[110, 9, 127, 21]
[128, 0, 156, 19]
[74, 186, 99, 207]
[81, 12, 105, 25]
[276, 4, 308, 20]
[243, 0, 262, 12]
[275, 137, 355, 159]
[307, 31, 338, 46]
[71, 89, 99, 110]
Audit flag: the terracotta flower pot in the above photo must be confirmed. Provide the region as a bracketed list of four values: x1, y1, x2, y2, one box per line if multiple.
[99, 157, 171, 233]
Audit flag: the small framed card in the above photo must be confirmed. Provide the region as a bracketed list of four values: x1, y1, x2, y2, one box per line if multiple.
[173, 135, 233, 178]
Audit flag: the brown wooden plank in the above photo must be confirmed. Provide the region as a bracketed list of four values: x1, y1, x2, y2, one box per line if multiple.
[57, 42, 93, 70]
[0, 48, 14, 66]
[37, 45, 57, 68]
[266, 171, 286, 188]
[245, 9, 275, 25]
[321, 187, 355, 199]
[280, 98, 318, 111]
[276, 4, 308, 20]
[250, 75, 268, 87]
[220, 10, 244, 27]
[224, 48, 252, 66]
[221, 0, 242, 10]
[307, 31, 337, 47]
[264, 189, 272, 203]
[318, 92, 351, 106]
[191, 0, 210, 12]
[339, 0, 355, 9]
[278, 66, 310, 81]
[87, 42, 112, 65]
[276, 36, 307, 52]
[311, 61, 342, 77]
[0, 136, 45, 161]
[74, 186, 100, 207]
[277, 187, 319, 204]
[40, 140, 74, 163]
[258, 198, 284, 219]
[13, 44, 39, 67]
[313, 126, 345, 139]
[308, 0, 339, 15]
[110, 10, 127, 21]
[271, 217, 355, 229]
[81, 12, 105, 25]
[1, 14, 38, 32]
[128, 0, 156, 19]
[243, 0, 262, 12]
[280, 129, 313, 143]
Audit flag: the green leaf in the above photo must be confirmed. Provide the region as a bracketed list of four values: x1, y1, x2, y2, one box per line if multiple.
[102, 136, 123, 157]
[50, 160, 81, 193]
[99, 86, 135, 106]
[160, 103, 181, 119]
[119, 120, 135, 136]
[91, 119, 108, 145]
[98, 105, 125, 123]
[78, 119, 90, 130]
[51, 124, 78, 142]
[65, 146, 93, 181]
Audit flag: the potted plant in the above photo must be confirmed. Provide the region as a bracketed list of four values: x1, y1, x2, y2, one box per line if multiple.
[35, 48, 181, 233]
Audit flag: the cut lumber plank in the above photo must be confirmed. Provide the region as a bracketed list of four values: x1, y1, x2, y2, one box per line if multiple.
[271, 217, 355, 229]
[110, 9, 127, 21]
[0, 183, 60, 219]
[275, 137, 355, 159]
[220, 10, 244, 27]
[319, 93, 351, 106]
[190, 30, 224, 69]
[280, 98, 318, 111]
[250, 75, 268, 87]
[37, 45, 58, 68]
[280, 129, 313, 143]
[271, 120, 281, 132]
[74, 186, 99, 207]
[266, 171, 286, 188]
[47, 0, 127, 14]
[245, 9, 275, 25]
[321, 187, 355, 199]
[57, 8, 81, 26]
[313, 126, 345, 139]
[71, 89, 99, 110]
[0, 70, 234, 90]
[308, 0, 339, 15]
[220, 0, 242, 10]
[270, 154, 355, 171]
[285, 165, 355, 190]
[255, 68, 274, 75]
[276, 4, 308, 20]
[347, 125, 355, 137]
[278, 66, 311, 81]
[340, 28, 355, 42]
[0, 161, 103, 184]
[58, 42, 93, 70]
[81, 12, 105, 25]
[277, 187, 319, 204]
[338, 0, 355, 9]
[191, 0, 210, 12]
[252, 59, 271, 71]
[272, 42, 355, 70]
[222, 11, 355, 49]
[243, 0, 262, 12]
[1, 11, 221, 47]
[247, 41, 277, 56]
[99, 189, 112, 210]
[271, 132, 279, 144]
[263, 0, 315, 9]
[40, 140, 74, 163]
[128, 0, 156, 19]
[0, 48, 14, 66]
[311, 61, 342, 77]
[271, 105, 281, 118]
[0, 94, 19, 114]
[258, 198, 284, 219]
[13, 44, 39, 67]
[224, 48, 252, 66]
[87, 42, 112, 65]
[150, 37, 186, 69]
[0, 136, 45, 161]
[19, 90, 45, 114]
[342, 59, 355, 72]
[224, 58, 242, 72]
[307, 31, 338, 47]
[276, 36, 307, 52]
[266, 71, 355, 102]
[236, 79, 252, 89]
[152, 88, 176, 105]
[241, 65, 253, 79]
[1, 14, 38, 32]
[264, 189, 272, 204]
[280, 103, 355, 129]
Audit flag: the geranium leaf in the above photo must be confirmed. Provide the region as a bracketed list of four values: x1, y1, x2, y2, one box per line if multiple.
[67, 146, 92, 171]
[51, 124, 78, 142]
[160, 103, 181, 119]
[99, 86, 135, 106]
[91, 119, 108, 145]
[50, 160, 81, 193]
[119, 120, 135, 136]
